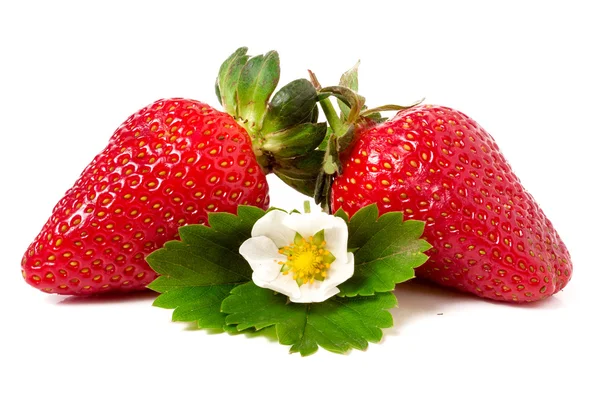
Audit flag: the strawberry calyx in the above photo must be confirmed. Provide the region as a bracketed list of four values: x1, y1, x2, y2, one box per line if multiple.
[215, 48, 324, 182]
[308, 66, 423, 213]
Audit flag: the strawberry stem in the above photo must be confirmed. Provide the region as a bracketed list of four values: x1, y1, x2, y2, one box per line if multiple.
[320, 98, 346, 137]
[308, 70, 344, 136]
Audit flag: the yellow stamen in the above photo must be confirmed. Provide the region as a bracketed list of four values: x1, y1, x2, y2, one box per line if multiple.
[279, 230, 336, 287]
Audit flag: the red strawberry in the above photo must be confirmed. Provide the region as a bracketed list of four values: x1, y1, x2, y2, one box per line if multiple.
[22, 48, 325, 296]
[330, 104, 572, 302]
[21, 98, 269, 295]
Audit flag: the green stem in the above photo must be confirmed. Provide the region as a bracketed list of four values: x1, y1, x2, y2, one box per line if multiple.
[319, 97, 345, 136]
[308, 70, 345, 136]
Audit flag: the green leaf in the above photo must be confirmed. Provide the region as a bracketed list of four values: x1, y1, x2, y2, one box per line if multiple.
[236, 51, 280, 133]
[262, 79, 319, 134]
[216, 47, 250, 115]
[146, 206, 267, 329]
[338, 61, 360, 120]
[222, 282, 397, 356]
[336, 204, 432, 297]
[152, 285, 237, 329]
[334, 207, 349, 223]
[147, 206, 266, 288]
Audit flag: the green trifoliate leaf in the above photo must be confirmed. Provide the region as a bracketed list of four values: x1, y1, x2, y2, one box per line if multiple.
[262, 78, 319, 134]
[338, 61, 360, 120]
[236, 51, 280, 133]
[333, 207, 349, 223]
[335, 204, 432, 297]
[216, 47, 250, 115]
[146, 206, 267, 329]
[221, 282, 397, 356]
[261, 122, 327, 159]
[152, 285, 237, 329]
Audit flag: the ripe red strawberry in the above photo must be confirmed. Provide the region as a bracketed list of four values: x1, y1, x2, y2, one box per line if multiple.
[21, 98, 269, 295]
[330, 104, 572, 302]
[22, 48, 324, 296]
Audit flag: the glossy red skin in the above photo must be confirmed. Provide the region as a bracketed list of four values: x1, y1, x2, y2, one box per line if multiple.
[22, 99, 269, 295]
[332, 105, 571, 302]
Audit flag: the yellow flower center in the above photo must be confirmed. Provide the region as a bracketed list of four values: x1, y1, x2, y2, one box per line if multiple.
[278, 230, 336, 286]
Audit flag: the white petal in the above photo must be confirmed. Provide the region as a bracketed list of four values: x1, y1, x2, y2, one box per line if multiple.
[239, 236, 285, 283]
[322, 286, 341, 301]
[260, 274, 301, 299]
[324, 216, 350, 264]
[251, 210, 296, 248]
[291, 283, 339, 303]
[324, 252, 355, 288]
[283, 211, 335, 238]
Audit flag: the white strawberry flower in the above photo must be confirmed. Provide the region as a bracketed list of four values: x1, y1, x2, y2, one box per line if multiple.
[239, 207, 354, 303]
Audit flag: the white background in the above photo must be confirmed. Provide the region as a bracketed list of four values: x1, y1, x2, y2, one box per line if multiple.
[1, 1, 598, 399]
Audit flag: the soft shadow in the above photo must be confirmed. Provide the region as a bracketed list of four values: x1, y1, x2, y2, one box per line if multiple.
[389, 280, 477, 330]
[387, 280, 565, 336]
[54, 290, 158, 306]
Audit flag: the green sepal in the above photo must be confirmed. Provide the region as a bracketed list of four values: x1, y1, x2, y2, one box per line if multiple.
[313, 131, 341, 213]
[313, 229, 325, 245]
[261, 79, 319, 134]
[261, 122, 327, 159]
[366, 112, 387, 123]
[338, 61, 360, 120]
[215, 49, 323, 177]
[360, 99, 425, 118]
[236, 51, 280, 134]
[293, 232, 304, 245]
[318, 127, 333, 151]
[313, 170, 334, 213]
[307, 104, 319, 124]
[272, 150, 325, 197]
[216, 47, 250, 116]
[337, 124, 356, 154]
[318, 86, 365, 127]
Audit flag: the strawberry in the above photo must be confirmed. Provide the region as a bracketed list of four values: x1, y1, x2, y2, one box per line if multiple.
[22, 48, 325, 295]
[329, 104, 572, 302]
[21, 98, 270, 295]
